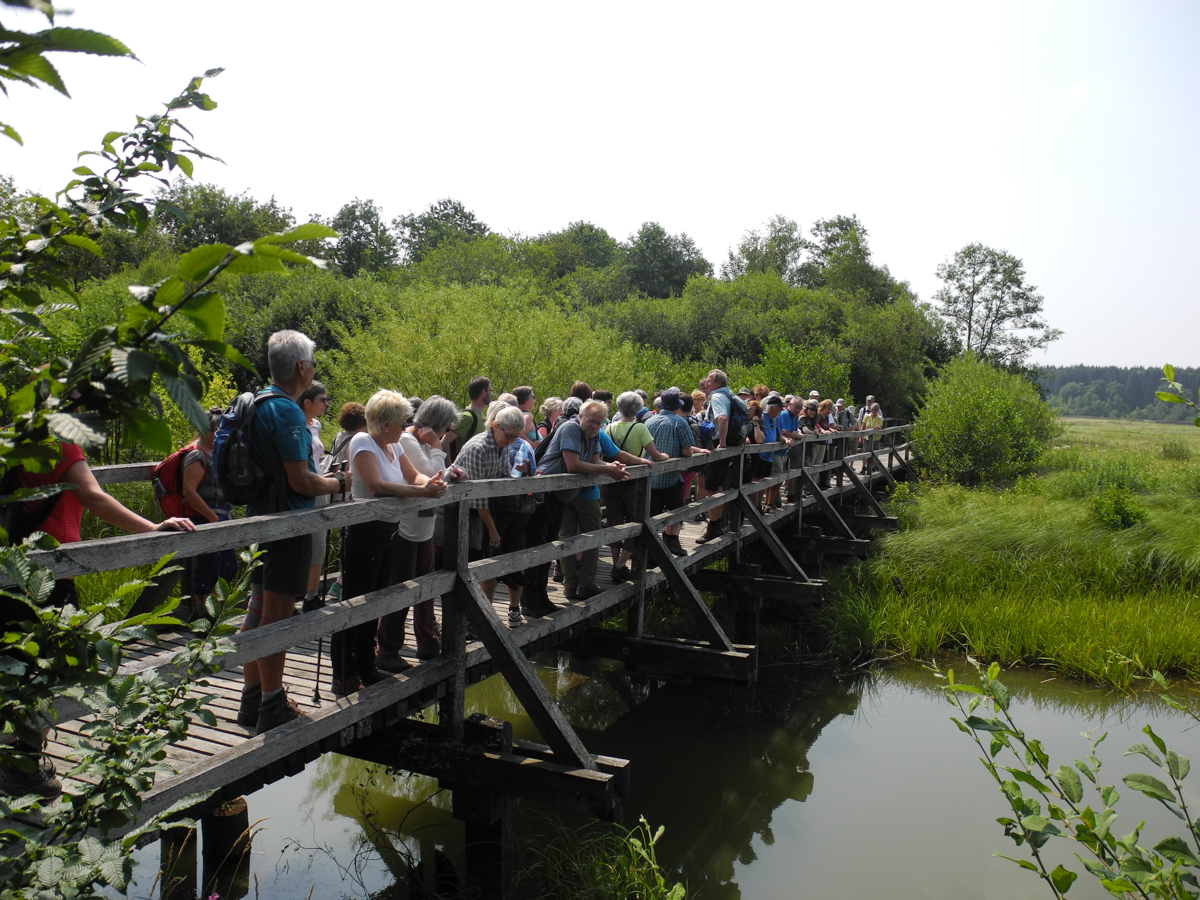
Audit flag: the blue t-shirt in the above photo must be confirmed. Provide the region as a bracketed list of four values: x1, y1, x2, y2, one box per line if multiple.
[776, 409, 800, 437]
[247, 387, 315, 516]
[708, 387, 732, 422]
[759, 413, 783, 461]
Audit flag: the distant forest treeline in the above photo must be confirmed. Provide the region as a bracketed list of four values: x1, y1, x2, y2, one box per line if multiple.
[1039, 365, 1199, 422]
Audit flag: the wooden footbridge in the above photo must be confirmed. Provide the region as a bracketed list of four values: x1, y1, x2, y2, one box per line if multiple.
[12, 426, 912, 887]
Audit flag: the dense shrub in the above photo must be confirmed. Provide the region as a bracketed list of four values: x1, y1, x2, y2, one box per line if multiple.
[1089, 487, 1148, 530]
[911, 354, 1059, 485]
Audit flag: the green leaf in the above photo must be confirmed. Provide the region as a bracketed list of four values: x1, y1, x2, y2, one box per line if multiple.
[1020, 814, 1050, 832]
[1100, 877, 1136, 891]
[175, 243, 232, 281]
[159, 372, 208, 436]
[1142, 725, 1167, 756]
[123, 409, 171, 454]
[965, 715, 1010, 733]
[1050, 865, 1077, 894]
[35, 27, 135, 58]
[46, 411, 107, 448]
[1124, 743, 1162, 766]
[1165, 750, 1188, 781]
[59, 233, 103, 256]
[176, 290, 225, 340]
[1004, 767, 1051, 794]
[1154, 835, 1200, 866]
[1, 121, 23, 145]
[1122, 772, 1175, 802]
[1163, 364, 1175, 382]
[151, 276, 185, 310]
[187, 338, 256, 374]
[1054, 765, 1083, 804]
[7, 51, 68, 95]
[224, 253, 287, 275]
[1156, 391, 1184, 403]
[256, 222, 338, 244]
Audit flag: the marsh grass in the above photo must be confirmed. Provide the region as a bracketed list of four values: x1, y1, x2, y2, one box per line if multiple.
[819, 418, 1199, 688]
[516, 815, 686, 900]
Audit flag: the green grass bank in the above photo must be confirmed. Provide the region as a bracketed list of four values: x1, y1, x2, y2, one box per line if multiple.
[817, 418, 1199, 688]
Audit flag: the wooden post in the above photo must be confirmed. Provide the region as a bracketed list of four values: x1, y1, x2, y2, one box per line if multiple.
[159, 826, 196, 900]
[200, 797, 251, 900]
[457, 714, 515, 900]
[628, 472, 652, 638]
[440, 500, 470, 741]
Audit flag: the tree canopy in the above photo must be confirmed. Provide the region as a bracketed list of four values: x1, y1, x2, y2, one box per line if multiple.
[934, 243, 1061, 368]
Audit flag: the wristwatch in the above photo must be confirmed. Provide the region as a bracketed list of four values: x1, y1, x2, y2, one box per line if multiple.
[334, 471, 346, 492]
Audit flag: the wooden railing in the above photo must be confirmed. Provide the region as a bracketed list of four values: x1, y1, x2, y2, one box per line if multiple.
[21, 426, 912, 744]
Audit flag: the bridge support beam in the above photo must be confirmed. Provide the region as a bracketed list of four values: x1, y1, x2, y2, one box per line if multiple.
[571, 630, 756, 682]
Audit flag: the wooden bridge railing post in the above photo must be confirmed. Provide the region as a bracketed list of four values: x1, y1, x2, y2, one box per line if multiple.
[628, 473, 652, 639]
[440, 499, 470, 742]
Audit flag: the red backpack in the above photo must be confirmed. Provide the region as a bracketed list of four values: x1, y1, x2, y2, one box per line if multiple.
[152, 443, 198, 520]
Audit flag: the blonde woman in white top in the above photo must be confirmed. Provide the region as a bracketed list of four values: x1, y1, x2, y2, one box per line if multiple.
[330, 390, 447, 695]
[376, 395, 459, 668]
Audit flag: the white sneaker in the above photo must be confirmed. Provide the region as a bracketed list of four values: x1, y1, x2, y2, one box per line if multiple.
[508, 607, 524, 628]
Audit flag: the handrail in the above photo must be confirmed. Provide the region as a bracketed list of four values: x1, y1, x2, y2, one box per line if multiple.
[34, 424, 912, 723]
[17, 426, 911, 584]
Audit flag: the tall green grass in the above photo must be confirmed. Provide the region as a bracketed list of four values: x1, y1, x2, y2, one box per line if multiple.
[819, 421, 1199, 688]
[516, 816, 687, 899]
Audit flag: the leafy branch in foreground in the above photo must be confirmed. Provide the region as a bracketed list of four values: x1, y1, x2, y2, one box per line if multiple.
[1157, 365, 1200, 427]
[936, 659, 1198, 899]
[0, 548, 258, 897]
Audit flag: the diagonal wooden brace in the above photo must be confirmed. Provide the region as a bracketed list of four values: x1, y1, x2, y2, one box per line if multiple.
[735, 491, 812, 582]
[868, 450, 898, 486]
[841, 461, 888, 517]
[643, 527, 735, 652]
[799, 469, 857, 540]
[454, 575, 596, 770]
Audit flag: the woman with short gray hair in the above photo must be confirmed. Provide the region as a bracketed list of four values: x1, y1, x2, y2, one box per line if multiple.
[376, 394, 461, 668]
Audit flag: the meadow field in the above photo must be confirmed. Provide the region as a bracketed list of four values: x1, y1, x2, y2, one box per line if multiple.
[819, 417, 1199, 687]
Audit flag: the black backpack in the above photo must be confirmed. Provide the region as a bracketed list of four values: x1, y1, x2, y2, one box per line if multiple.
[212, 388, 289, 509]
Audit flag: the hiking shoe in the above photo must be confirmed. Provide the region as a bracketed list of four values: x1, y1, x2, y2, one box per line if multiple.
[610, 565, 630, 583]
[551, 562, 564, 584]
[521, 596, 558, 618]
[415, 642, 441, 661]
[330, 677, 361, 696]
[301, 594, 325, 614]
[563, 584, 578, 600]
[576, 583, 602, 601]
[359, 667, 390, 686]
[0, 755, 62, 799]
[237, 682, 262, 727]
[508, 607, 524, 628]
[255, 688, 307, 733]
[375, 654, 412, 674]
[695, 520, 724, 544]
[663, 533, 686, 557]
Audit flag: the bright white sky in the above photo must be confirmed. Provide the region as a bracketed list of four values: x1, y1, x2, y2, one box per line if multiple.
[2, 1, 1197, 368]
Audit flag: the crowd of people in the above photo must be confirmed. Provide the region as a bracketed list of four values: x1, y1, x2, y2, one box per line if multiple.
[1, 328, 892, 763]
[220, 334, 889, 732]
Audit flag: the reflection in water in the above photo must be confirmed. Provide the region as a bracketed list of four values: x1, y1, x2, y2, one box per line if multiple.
[130, 658, 1195, 899]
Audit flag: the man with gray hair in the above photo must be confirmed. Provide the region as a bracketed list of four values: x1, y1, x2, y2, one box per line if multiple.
[238, 330, 353, 733]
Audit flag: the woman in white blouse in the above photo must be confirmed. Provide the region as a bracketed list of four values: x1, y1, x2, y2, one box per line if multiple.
[376, 395, 460, 668]
[330, 390, 447, 695]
